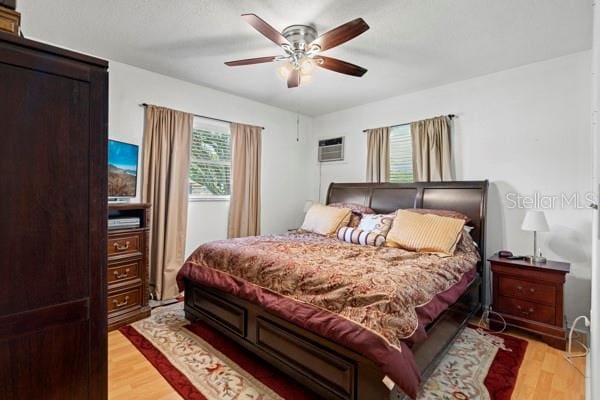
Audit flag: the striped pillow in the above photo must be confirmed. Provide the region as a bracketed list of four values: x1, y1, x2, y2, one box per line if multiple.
[337, 226, 386, 247]
[403, 208, 471, 224]
[385, 210, 465, 256]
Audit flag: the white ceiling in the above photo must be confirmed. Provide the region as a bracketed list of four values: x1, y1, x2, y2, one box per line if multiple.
[19, 0, 592, 116]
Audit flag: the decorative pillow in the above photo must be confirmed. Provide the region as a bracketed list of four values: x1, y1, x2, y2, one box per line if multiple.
[337, 226, 385, 247]
[301, 204, 352, 235]
[329, 202, 376, 227]
[404, 208, 472, 224]
[357, 214, 394, 236]
[385, 210, 465, 256]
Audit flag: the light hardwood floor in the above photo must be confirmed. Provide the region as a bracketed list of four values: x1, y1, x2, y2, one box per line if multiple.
[108, 328, 587, 400]
[109, 330, 182, 400]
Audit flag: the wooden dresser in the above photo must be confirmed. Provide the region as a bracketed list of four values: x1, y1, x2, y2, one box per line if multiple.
[0, 32, 108, 398]
[489, 254, 570, 349]
[108, 203, 152, 330]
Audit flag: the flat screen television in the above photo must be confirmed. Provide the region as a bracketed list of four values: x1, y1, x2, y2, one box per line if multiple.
[108, 139, 139, 198]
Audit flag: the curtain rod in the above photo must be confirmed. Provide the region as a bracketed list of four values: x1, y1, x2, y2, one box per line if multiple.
[362, 114, 456, 132]
[139, 103, 265, 130]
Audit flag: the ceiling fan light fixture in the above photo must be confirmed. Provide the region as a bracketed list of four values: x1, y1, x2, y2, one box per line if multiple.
[277, 62, 293, 80]
[300, 58, 315, 74]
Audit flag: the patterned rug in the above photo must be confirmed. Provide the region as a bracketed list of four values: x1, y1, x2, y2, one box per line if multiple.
[119, 303, 527, 400]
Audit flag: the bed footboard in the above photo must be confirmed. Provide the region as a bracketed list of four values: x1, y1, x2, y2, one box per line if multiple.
[183, 277, 481, 400]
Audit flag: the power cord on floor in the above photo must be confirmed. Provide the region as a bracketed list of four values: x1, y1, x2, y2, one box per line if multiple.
[475, 305, 507, 334]
[563, 315, 590, 378]
[476, 307, 590, 378]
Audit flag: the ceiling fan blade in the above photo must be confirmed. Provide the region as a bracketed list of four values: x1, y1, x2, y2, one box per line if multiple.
[287, 69, 300, 88]
[225, 56, 278, 66]
[242, 14, 290, 47]
[310, 18, 369, 52]
[315, 56, 367, 77]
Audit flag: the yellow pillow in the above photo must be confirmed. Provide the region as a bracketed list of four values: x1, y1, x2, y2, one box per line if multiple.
[301, 204, 352, 235]
[385, 210, 465, 256]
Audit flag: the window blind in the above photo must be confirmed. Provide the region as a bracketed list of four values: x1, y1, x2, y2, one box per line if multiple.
[189, 122, 231, 198]
[389, 124, 413, 183]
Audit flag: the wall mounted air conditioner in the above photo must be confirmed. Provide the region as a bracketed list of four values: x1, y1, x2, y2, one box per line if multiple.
[318, 137, 344, 162]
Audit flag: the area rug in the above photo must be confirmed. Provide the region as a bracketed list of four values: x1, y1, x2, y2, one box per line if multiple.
[119, 303, 527, 400]
[417, 325, 527, 400]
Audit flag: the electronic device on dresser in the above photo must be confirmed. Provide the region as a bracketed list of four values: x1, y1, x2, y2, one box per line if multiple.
[488, 254, 570, 350]
[107, 203, 151, 330]
[108, 139, 139, 202]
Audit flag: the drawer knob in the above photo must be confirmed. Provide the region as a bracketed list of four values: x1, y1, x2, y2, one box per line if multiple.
[529, 288, 536, 293]
[113, 241, 130, 251]
[516, 304, 534, 316]
[113, 268, 130, 280]
[517, 286, 523, 291]
[113, 296, 129, 308]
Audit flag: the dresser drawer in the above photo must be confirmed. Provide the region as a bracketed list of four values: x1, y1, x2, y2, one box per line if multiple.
[107, 286, 141, 313]
[107, 259, 142, 286]
[108, 232, 143, 259]
[498, 276, 556, 306]
[496, 296, 555, 325]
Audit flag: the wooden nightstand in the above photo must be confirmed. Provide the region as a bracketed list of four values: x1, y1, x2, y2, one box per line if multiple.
[488, 254, 570, 350]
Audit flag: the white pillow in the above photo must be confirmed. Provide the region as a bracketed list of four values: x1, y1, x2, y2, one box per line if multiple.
[301, 204, 351, 235]
[357, 214, 394, 237]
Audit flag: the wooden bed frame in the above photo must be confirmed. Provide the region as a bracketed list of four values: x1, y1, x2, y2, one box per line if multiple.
[183, 181, 489, 399]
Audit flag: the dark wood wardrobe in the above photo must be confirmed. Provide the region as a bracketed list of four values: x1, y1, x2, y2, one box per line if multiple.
[0, 32, 108, 399]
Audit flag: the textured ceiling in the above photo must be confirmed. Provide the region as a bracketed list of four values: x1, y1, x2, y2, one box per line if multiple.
[19, 0, 592, 116]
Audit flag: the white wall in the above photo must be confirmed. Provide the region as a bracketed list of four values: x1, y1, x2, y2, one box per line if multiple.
[108, 61, 313, 256]
[311, 52, 592, 322]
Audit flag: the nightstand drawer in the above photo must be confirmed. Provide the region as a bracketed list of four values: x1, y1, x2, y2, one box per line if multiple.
[498, 276, 555, 306]
[496, 296, 555, 325]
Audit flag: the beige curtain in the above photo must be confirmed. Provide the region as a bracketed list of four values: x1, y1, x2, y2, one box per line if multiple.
[411, 116, 453, 182]
[228, 123, 262, 238]
[141, 105, 193, 300]
[366, 127, 390, 182]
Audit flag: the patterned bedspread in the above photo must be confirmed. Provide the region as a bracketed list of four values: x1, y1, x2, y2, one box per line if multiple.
[177, 231, 480, 398]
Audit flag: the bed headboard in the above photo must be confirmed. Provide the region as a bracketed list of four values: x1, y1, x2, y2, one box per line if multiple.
[326, 180, 489, 260]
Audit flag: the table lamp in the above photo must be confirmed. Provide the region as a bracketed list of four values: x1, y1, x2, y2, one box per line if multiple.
[521, 210, 549, 263]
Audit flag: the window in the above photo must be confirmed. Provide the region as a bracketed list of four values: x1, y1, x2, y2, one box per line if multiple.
[189, 118, 231, 200]
[389, 124, 413, 183]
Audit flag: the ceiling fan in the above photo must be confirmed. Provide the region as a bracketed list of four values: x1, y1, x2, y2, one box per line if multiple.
[225, 14, 370, 88]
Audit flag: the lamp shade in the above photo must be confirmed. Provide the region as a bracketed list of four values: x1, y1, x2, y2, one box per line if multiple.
[521, 210, 549, 232]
